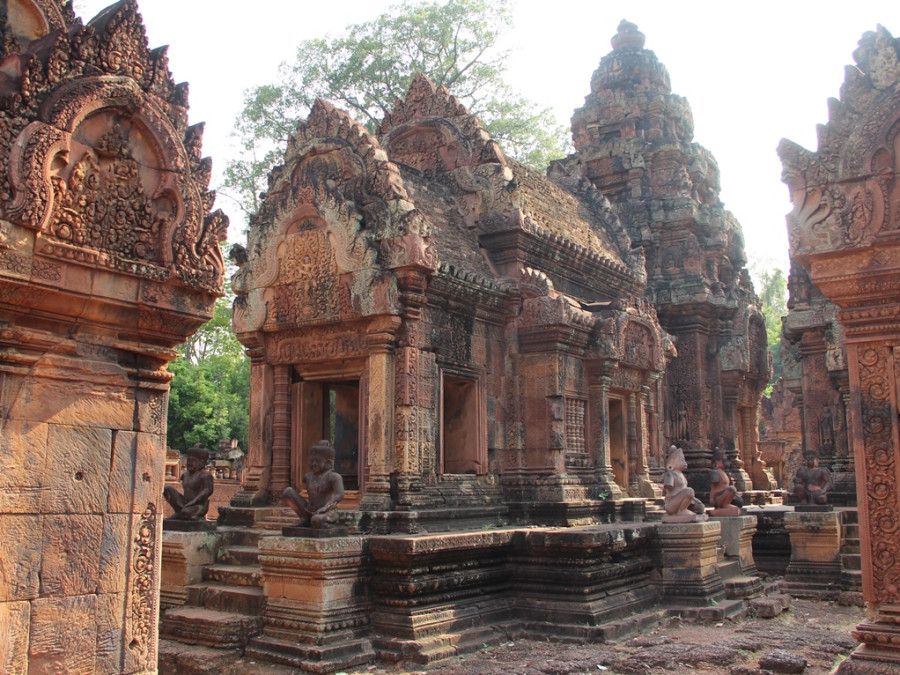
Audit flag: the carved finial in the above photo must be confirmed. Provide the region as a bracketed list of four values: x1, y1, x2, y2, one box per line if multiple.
[611, 20, 645, 50]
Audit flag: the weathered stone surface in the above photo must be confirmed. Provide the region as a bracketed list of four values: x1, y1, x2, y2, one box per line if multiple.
[161, 530, 221, 609]
[108, 431, 138, 515]
[714, 515, 758, 574]
[657, 520, 724, 602]
[0, 600, 30, 675]
[39, 514, 103, 597]
[41, 425, 112, 515]
[95, 592, 125, 675]
[750, 594, 791, 618]
[98, 514, 130, 595]
[0, 420, 47, 514]
[758, 649, 807, 673]
[29, 595, 98, 673]
[0, 516, 41, 601]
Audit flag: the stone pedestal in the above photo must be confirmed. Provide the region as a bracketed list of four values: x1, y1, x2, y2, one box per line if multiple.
[838, 604, 900, 674]
[369, 530, 515, 663]
[656, 521, 724, 604]
[160, 531, 220, 609]
[712, 515, 757, 575]
[784, 510, 842, 598]
[246, 535, 374, 673]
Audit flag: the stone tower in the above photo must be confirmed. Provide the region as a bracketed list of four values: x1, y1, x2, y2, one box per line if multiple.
[553, 20, 773, 493]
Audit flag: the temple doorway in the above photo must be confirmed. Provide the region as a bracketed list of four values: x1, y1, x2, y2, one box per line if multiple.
[292, 380, 361, 490]
[609, 397, 627, 487]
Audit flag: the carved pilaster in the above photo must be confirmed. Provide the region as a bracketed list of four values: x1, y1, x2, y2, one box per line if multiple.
[270, 364, 292, 496]
[360, 316, 400, 510]
[590, 372, 622, 499]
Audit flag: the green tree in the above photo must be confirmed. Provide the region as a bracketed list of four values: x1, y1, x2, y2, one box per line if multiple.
[167, 291, 250, 453]
[222, 0, 568, 217]
[757, 267, 788, 392]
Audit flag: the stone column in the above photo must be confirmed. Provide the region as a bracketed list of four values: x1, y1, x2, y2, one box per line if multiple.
[645, 376, 662, 480]
[626, 391, 641, 496]
[779, 42, 900, 667]
[231, 356, 274, 506]
[590, 373, 622, 499]
[359, 316, 400, 511]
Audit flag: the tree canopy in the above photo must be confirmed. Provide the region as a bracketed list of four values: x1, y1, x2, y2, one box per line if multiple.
[166, 290, 249, 453]
[757, 267, 788, 392]
[222, 0, 569, 217]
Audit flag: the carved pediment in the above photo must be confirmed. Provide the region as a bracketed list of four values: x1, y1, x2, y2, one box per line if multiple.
[377, 73, 506, 174]
[0, 0, 225, 293]
[780, 27, 900, 260]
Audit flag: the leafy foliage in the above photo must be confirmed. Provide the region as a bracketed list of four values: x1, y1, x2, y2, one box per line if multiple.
[757, 267, 788, 391]
[167, 292, 249, 453]
[221, 0, 569, 217]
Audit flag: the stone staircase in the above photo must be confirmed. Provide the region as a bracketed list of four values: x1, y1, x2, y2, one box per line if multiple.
[839, 509, 864, 606]
[160, 527, 269, 649]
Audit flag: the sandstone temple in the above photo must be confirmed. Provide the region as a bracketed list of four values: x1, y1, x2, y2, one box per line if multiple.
[2, 1, 900, 674]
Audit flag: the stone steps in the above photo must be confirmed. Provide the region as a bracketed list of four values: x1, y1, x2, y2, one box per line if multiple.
[160, 606, 262, 649]
[246, 634, 375, 671]
[202, 563, 263, 587]
[186, 582, 265, 615]
[587, 608, 669, 641]
[161, 525, 269, 655]
[158, 639, 299, 675]
[217, 544, 261, 567]
[374, 625, 505, 665]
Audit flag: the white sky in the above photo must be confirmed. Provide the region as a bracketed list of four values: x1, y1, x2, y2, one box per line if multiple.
[73, 0, 900, 274]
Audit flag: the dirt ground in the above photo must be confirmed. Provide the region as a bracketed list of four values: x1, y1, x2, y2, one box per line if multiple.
[345, 598, 863, 675]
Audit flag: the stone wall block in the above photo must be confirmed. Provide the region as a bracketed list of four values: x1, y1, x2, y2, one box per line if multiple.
[41, 425, 112, 515]
[98, 514, 130, 595]
[108, 431, 137, 514]
[0, 600, 30, 675]
[133, 432, 164, 512]
[90, 269, 139, 305]
[95, 592, 125, 675]
[0, 420, 48, 514]
[39, 514, 102, 597]
[713, 514, 757, 573]
[0, 515, 42, 601]
[133, 389, 166, 436]
[29, 594, 98, 674]
[16, 376, 135, 430]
